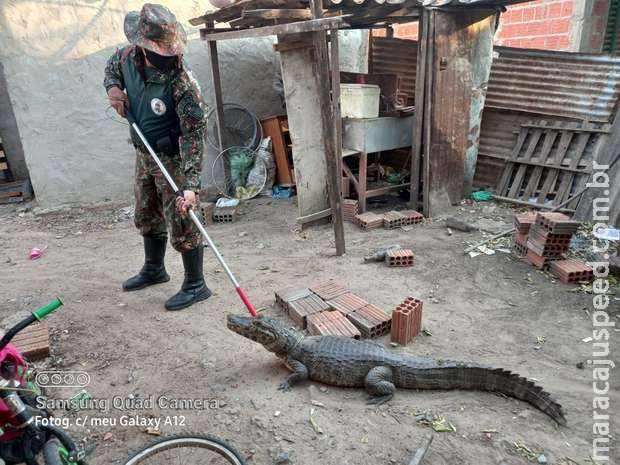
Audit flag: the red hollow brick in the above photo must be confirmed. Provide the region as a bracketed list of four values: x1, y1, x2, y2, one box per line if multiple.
[391, 298, 423, 345]
[355, 212, 384, 231]
[274, 287, 312, 313]
[386, 249, 415, 267]
[327, 292, 368, 315]
[550, 259, 594, 284]
[347, 304, 392, 338]
[288, 294, 331, 329]
[310, 279, 348, 301]
[400, 210, 424, 225]
[307, 311, 361, 339]
[383, 211, 407, 229]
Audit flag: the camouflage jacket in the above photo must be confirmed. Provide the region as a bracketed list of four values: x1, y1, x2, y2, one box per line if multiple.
[104, 45, 207, 191]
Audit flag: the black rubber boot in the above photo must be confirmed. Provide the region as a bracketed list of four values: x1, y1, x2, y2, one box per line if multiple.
[165, 246, 211, 311]
[122, 235, 170, 291]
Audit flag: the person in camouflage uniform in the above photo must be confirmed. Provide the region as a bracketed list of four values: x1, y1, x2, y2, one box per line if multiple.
[103, 3, 211, 311]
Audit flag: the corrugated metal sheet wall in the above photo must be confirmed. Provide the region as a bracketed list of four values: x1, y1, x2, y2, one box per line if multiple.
[369, 37, 620, 225]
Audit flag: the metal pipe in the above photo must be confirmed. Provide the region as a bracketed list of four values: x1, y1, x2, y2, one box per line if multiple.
[129, 121, 257, 317]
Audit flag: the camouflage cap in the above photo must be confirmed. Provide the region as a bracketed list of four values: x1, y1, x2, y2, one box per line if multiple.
[124, 3, 187, 56]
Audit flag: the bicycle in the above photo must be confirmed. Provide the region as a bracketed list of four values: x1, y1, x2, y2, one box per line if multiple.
[0, 299, 87, 465]
[123, 433, 246, 465]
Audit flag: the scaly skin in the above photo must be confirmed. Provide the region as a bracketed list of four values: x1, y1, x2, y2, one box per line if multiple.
[227, 314, 566, 425]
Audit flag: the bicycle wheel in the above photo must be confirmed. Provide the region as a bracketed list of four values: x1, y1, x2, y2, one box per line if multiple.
[43, 438, 76, 465]
[123, 434, 246, 465]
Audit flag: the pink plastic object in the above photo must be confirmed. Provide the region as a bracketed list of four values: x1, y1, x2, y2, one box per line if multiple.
[0, 344, 27, 440]
[30, 247, 42, 260]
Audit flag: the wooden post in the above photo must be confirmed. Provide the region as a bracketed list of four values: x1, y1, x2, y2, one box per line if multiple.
[310, 0, 346, 255]
[410, 10, 429, 211]
[206, 21, 227, 153]
[330, 28, 343, 195]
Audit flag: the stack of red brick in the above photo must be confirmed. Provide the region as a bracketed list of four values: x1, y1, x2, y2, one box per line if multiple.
[512, 212, 594, 283]
[274, 280, 424, 344]
[353, 209, 424, 231]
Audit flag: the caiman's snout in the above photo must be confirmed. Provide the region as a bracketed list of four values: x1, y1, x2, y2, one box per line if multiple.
[226, 313, 276, 345]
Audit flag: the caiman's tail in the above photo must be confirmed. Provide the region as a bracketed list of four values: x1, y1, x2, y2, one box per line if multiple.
[413, 363, 566, 425]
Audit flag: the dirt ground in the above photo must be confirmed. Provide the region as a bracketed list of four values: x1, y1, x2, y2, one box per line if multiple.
[1, 198, 618, 465]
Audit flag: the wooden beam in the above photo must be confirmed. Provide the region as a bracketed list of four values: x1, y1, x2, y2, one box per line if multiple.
[206, 21, 227, 157]
[242, 8, 314, 20]
[190, 0, 309, 25]
[297, 208, 332, 224]
[200, 16, 346, 41]
[331, 28, 343, 199]
[311, 0, 346, 255]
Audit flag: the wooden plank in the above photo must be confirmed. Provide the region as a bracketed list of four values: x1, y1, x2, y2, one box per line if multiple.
[507, 126, 544, 198]
[537, 127, 576, 204]
[310, 0, 345, 255]
[200, 16, 345, 41]
[521, 129, 559, 200]
[206, 22, 226, 155]
[521, 122, 611, 133]
[190, 0, 309, 25]
[555, 130, 592, 203]
[262, 116, 295, 186]
[297, 208, 332, 224]
[243, 8, 315, 20]
[496, 126, 529, 195]
[410, 8, 428, 211]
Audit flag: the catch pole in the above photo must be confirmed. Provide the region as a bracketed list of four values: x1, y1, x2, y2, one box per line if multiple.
[126, 110, 257, 317]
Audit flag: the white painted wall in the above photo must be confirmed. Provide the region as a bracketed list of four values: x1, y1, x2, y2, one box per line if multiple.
[0, 1, 368, 207]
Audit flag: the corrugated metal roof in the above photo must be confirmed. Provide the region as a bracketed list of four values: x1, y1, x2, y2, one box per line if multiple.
[486, 47, 620, 123]
[369, 38, 418, 103]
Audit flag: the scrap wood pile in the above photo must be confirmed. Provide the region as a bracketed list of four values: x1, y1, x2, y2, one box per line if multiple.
[275, 279, 424, 345]
[512, 211, 595, 283]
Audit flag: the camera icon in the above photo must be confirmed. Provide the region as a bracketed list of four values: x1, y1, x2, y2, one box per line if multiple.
[36, 371, 90, 388]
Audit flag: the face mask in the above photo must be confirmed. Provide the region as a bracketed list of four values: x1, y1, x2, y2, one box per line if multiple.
[144, 49, 178, 70]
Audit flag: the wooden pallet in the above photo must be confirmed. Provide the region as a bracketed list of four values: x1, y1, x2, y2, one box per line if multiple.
[496, 121, 607, 208]
[0, 138, 13, 182]
[11, 323, 50, 360]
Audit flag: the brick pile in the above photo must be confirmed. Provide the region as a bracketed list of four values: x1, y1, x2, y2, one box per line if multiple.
[386, 249, 414, 267]
[400, 210, 424, 225]
[274, 280, 392, 340]
[512, 212, 536, 258]
[342, 199, 359, 223]
[523, 212, 578, 269]
[391, 297, 423, 346]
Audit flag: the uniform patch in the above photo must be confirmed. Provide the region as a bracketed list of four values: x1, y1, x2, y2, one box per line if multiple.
[151, 98, 167, 116]
[178, 94, 205, 124]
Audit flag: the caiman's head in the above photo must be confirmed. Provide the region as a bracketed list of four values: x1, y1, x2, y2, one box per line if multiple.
[227, 314, 301, 354]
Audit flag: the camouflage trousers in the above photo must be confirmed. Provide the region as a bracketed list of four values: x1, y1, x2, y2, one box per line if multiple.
[133, 148, 202, 253]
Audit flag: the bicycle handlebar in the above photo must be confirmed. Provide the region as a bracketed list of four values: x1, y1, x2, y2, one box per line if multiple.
[0, 298, 63, 352]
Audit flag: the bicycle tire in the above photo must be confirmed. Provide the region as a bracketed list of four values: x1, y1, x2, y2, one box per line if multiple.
[42, 438, 75, 465]
[123, 434, 246, 465]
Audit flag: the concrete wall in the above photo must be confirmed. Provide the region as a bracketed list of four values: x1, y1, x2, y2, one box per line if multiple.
[0, 1, 284, 207]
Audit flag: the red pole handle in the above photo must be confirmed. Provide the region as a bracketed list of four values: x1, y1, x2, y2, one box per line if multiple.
[236, 286, 258, 317]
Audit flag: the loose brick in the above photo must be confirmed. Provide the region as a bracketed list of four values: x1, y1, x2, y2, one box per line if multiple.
[347, 304, 391, 338]
[200, 202, 215, 225]
[213, 207, 237, 223]
[307, 311, 361, 339]
[383, 211, 406, 230]
[288, 294, 331, 329]
[355, 212, 384, 231]
[550, 259, 594, 283]
[391, 297, 423, 345]
[274, 287, 312, 313]
[327, 292, 368, 315]
[535, 212, 580, 234]
[514, 212, 537, 234]
[386, 249, 414, 267]
[515, 232, 529, 246]
[12, 323, 50, 360]
[400, 210, 424, 225]
[310, 279, 348, 301]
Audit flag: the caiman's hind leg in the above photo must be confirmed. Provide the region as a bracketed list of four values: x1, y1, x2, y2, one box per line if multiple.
[365, 366, 395, 405]
[278, 358, 309, 391]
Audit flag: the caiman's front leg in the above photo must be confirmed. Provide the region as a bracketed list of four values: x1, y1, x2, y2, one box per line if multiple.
[365, 366, 396, 405]
[278, 358, 309, 391]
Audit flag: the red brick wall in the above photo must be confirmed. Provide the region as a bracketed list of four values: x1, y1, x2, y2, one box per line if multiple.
[495, 0, 574, 50]
[375, 0, 610, 53]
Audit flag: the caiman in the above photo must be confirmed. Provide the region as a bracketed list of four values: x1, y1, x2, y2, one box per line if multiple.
[227, 314, 566, 425]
